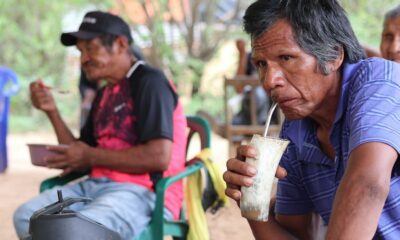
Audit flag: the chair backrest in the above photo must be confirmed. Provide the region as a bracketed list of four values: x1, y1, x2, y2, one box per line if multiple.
[186, 116, 217, 211]
[136, 115, 214, 240]
[185, 115, 211, 157]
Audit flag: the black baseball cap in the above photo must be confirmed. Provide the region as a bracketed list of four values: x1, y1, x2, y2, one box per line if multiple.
[60, 11, 133, 46]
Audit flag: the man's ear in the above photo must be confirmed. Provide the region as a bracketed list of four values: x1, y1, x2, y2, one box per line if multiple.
[113, 36, 130, 54]
[328, 47, 344, 73]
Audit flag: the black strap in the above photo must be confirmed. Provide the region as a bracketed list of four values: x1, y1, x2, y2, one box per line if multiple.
[150, 172, 163, 190]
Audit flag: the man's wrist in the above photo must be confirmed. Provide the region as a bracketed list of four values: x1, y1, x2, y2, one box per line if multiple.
[45, 109, 60, 119]
[84, 146, 96, 167]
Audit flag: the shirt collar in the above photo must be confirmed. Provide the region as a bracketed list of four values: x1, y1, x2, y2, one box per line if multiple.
[126, 60, 145, 78]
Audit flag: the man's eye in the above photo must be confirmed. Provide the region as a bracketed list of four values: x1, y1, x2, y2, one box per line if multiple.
[255, 61, 267, 68]
[280, 55, 292, 61]
[383, 34, 394, 41]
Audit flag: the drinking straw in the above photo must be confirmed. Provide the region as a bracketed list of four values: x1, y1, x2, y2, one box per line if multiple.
[263, 102, 278, 137]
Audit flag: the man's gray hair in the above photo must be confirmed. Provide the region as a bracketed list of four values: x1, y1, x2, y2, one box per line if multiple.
[384, 5, 400, 24]
[243, 0, 366, 75]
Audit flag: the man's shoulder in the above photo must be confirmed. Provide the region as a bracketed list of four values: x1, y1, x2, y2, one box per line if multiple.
[348, 58, 400, 80]
[344, 58, 400, 94]
[132, 64, 166, 81]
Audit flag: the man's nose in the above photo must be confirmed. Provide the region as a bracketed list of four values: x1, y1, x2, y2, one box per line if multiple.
[80, 52, 90, 65]
[262, 64, 283, 91]
[388, 36, 400, 54]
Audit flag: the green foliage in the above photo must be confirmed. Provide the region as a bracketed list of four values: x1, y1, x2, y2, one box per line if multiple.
[339, 0, 399, 48]
[0, 0, 111, 132]
[169, 57, 205, 95]
[123, 0, 245, 95]
[3, 0, 400, 133]
[185, 93, 224, 120]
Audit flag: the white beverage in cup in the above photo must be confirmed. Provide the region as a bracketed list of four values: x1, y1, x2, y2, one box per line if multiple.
[240, 134, 289, 221]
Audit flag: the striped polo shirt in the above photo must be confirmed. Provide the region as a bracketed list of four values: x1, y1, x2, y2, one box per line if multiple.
[275, 58, 400, 239]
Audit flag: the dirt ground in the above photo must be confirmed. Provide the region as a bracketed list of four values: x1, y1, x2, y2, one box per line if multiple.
[0, 132, 254, 240]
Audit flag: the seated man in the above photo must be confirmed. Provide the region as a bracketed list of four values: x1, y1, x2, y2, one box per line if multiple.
[14, 11, 187, 240]
[380, 5, 400, 63]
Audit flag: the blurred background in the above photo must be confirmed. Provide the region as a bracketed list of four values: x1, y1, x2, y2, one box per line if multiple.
[2, 0, 398, 133]
[1, 0, 400, 239]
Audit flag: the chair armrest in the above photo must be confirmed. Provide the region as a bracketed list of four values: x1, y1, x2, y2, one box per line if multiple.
[150, 161, 204, 234]
[39, 171, 87, 193]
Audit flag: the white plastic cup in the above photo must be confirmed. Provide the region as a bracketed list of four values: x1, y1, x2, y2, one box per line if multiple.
[240, 134, 289, 221]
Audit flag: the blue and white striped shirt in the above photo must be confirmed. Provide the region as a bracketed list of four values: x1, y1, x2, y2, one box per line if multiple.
[276, 58, 400, 239]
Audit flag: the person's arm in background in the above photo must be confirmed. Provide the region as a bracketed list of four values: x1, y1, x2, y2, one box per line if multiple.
[234, 39, 251, 94]
[363, 45, 381, 58]
[236, 39, 248, 77]
[326, 142, 397, 239]
[30, 80, 76, 144]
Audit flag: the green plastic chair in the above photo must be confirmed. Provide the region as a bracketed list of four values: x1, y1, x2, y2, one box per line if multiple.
[40, 115, 214, 240]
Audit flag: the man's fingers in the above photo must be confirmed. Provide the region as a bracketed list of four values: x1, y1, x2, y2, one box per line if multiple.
[47, 161, 68, 169]
[223, 158, 256, 202]
[226, 158, 257, 177]
[235, 145, 257, 161]
[46, 154, 68, 169]
[225, 183, 242, 204]
[235, 145, 287, 180]
[223, 169, 254, 188]
[30, 80, 47, 92]
[226, 182, 240, 191]
[275, 166, 287, 179]
[225, 187, 242, 202]
[59, 168, 73, 177]
[29, 81, 40, 90]
[47, 145, 68, 154]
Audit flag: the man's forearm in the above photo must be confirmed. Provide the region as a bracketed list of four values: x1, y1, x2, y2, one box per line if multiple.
[326, 143, 396, 239]
[326, 175, 388, 239]
[85, 139, 172, 173]
[46, 110, 75, 144]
